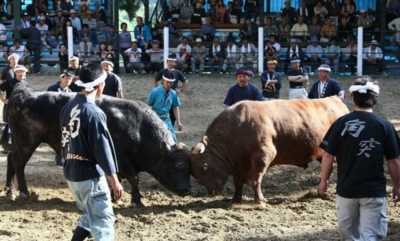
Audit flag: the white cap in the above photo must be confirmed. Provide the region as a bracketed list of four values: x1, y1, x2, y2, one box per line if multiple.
[14, 65, 28, 72]
[39, 16, 46, 21]
[371, 40, 378, 45]
[318, 64, 331, 72]
[196, 38, 202, 42]
[7, 53, 19, 61]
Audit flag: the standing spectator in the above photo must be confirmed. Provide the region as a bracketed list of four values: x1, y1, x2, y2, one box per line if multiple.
[47, 70, 74, 92]
[124, 42, 145, 74]
[337, 16, 354, 42]
[67, 56, 82, 92]
[215, 0, 227, 23]
[94, 2, 107, 25]
[145, 43, 164, 73]
[287, 58, 309, 99]
[20, 21, 42, 74]
[239, 17, 257, 42]
[320, 17, 337, 41]
[53, 9, 65, 40]
[208, 37, 225, 73]
[264, 17, 279, 40]
[8, 39, 31, 67]
[78, 24, 95, 57]
[134, 17, 152, 50]
[342, 37, 357, 75]
[239, 39, 258, 71]
[298, 1, 311, 23]
[0, 54, 18, 84]
[363, 40, 387, 75]
[191, 38, 207, 74]
[120, 22, 132, 68]
[308, 64, 345, 99]
[278, 17, 291, 42]
[180, 0, 194, 23]
[106, 26, 120, 73]
[222, 39, 240, 73]
[244, 0, 259, 18]
[101, 60, 124, 98]
[290, 16, 309, 41]
[223, 68, 263, 106]
[306, 36, 323, 73]
[318, 77, 400, 241]
[147, 72, 183, 143]
[60, 63, 123, 241]
[200, 17, 216, 41]
[308, 16, 322, 39]
[281, 1, 296, 24]
[284, 40, 306, 73]
[231, 0, 243, 24]
[324, 37, 341, 74]
[151, 57, 188, 129]
[58, 44, 69, 73]
[261, 60, 282, 100]
[341, 0, 355, 22]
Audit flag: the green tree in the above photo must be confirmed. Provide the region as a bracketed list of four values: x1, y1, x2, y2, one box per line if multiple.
[119, 0, 142, 20]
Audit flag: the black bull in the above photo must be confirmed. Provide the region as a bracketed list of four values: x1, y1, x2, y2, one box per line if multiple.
[4, 89, 191, 207]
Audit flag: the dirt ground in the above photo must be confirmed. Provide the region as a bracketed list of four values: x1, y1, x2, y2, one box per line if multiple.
[0, 73, 400, 241]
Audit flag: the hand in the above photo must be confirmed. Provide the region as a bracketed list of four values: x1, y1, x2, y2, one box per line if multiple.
[177, 122, 183, 131]
[176, 88, 183, 93]
[393, 186, 400, 203]
[2, 99, 8, 104]
[318, 180, 328, 197]
[111, 179, 123, 201]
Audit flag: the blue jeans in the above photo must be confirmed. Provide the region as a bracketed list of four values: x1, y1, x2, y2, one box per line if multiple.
[67, 176, 115, 241]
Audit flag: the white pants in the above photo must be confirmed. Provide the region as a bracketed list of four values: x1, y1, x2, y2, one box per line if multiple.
[288, 88, 308, 99]
[336, 195, 387, 241]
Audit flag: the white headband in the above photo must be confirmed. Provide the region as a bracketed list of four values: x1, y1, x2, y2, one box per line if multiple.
[162, 75, 175, 82]
[318, 66, 331, 72]
[349, 82, 380, 95]
[75, 71, 107, 92]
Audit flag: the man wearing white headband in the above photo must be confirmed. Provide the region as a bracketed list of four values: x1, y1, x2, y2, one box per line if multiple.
[318, 77, 400, 240]
[60, 63, 123, 241]
[308, 64, 345, 100]
[147, 71, 183, 143]
[101, 59, 124, 98]
[0, 65, 29, 152]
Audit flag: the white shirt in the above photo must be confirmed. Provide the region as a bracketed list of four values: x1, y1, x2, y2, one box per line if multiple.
[291, 23, 308, 37]
[177, 43, 192, 53]
[70, 17, 82, 31]
[35, 23, 48, 35]
[9, 45, 26, 58]
[126, 48, 142, 63]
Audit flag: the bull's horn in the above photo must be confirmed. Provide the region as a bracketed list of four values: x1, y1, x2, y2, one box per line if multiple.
[177, 142, 189, 150]
[202, 135, 209, 146]
[192, 143, 205, 155]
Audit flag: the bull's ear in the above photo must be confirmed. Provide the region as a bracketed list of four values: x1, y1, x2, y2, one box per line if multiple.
[162, 141, 171, 153]
[202, 136, 209, 146]
[203, 163, 208, 171]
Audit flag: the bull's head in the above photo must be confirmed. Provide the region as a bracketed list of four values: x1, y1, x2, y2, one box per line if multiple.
[190, 135, 228, 196]
[155, 141, 191, 196]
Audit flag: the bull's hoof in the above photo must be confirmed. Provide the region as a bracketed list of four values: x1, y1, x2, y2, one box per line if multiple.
[19, 192, 29, 199]
[6, 191, 16, 201]
[130, 202, 145, 208]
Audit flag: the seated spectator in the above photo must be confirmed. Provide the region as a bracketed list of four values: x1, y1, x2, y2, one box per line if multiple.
[238, 39, 258, 71]
[264, 40, 278, 67]
[314, 1, 329, 22]
[291, 16, 309, 42]
[337, 16, 354, 42]
[69, 9, 82, 33]
[192, 0, 205, 10]
[36, 16, 51, 50]
[94, 2, 107, 25]
[225, 1, 234, 23]
[200, 17, 216, 41]
[8, 39, 31, 67]
[78, 4, 88, 20]
[53, 9, 65, 40]
[147, 28, 163, 49]
[264, 17, 279, 40]
[78, 24, 96, 56]
[94, 42, 107, 61]
[192, 38, 207, 74]
[60, 0, 73, 14]
[324, 37, 341, 73]
[231, 0, 243, 24]
[105, 44, 116, 63]
[208, 37, 225, 73]
[177, 37, 192, 54]
[363, 40, 387, 75]
[284, 39, 306, 73]
[175, 48, 190, 72]
[387, 0, 400, 14]
[341, 0, 355, 22]
[239, 17, 257, 42]
[357, 9, 373, 32]
[124, 42, 145, 74]
[180, 0, 194, 23]
[6, 0, 14, 20]
[308, 16, 322, 40]
[281, 0, 296, 23]
[278, 17, 291, 42]
[223, 39, 240, 72]
[135, 16, 152, 49]
[106, 26, 120, 73]
[78, 0, 90, 8]
[83, 11, 98, 31]
[215, 0, 227, 23]
[327, 0, 341, 18]
[270, 34, 281, 57]
[298, 1, 311, 24]
[192, 0, 206, 23]
[207, 0, 217, 18]
[168, 18, 182, 42]
[62, 19, 74, 46]
[320, 17, 337, 41]
[342, 37, 357, 75]
[58, 44, 69, 73]
[145, 43, 164, 73]
[306, 36, 323, 73]
[168, 0, 183, 18]
[244, 0, 259, 19]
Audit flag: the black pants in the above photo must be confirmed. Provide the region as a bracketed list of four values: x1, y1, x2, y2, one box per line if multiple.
[27, 43, 42, 73]
[169, 107, 176, 127]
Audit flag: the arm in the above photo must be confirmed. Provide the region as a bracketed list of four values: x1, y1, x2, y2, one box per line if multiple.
[180, 79, 188, 92]
[152, 78, 158, 88]
[388, 157, 400, 202]
[318, 151, 335, 196]
[117, 91, 124, 99]
[173, 107, 183, 131]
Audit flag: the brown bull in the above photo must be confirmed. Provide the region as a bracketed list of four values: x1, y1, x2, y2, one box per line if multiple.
[190, 97, 349, 204]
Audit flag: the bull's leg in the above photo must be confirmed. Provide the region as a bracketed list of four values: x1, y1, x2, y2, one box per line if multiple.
[5, 151, 16, 199]
[119, 166, 144, 208]
[12, 146, 38, 198]
[47, 143, 63, 166]
[232, 176, 244, 204]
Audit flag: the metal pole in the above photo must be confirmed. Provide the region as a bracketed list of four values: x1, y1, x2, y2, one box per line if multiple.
[357, 27, 363, 76]
[13, 0, 21, 39]
[67, 27, 73, 62]
[258, 27, 264, 74]
[163, 26, 169, 68]
[113, 0, 120, 71]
